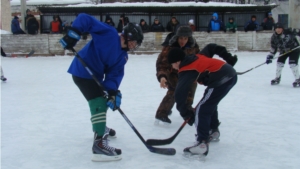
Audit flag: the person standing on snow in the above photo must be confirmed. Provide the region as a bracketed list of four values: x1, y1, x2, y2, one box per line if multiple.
[59, 13, 143, 162]
[155, 26, 199, 124]
[265, 23, 300, 87]
[167, 45, 237, 158]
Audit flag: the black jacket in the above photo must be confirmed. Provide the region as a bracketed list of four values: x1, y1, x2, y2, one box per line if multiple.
[151, 22, 165, 32]
[270, 29, 300, 55]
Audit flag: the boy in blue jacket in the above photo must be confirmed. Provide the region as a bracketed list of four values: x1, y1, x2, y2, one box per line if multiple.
[60, 13, 143, 162]
[207, 13, 225, 33]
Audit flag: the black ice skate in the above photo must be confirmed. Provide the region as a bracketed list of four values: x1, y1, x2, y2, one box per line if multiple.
[1, 76, 7, 82]
[154, 116, 171, 125]
[105, 126, 116, 137]
[92, 133, 122, 162]
[271, 76, 281, 85]
[293, 78, 300, 87]
[183, 140, 209, 160]
[209, 128, 220, 142]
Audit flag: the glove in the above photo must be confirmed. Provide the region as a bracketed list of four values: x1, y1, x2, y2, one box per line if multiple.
[232, 29, 236, 33]
[223, 29, 226, 33]
[59, 27, 81, 50]
[207, 30, 211, 33]
[198, 71, 210, 86]
[106, 90, 122, 111]
[266, 54, 274, 64]
[225, 54, 238, 66]
[181, 109, 195, 126]
[244, 29, 247, 32]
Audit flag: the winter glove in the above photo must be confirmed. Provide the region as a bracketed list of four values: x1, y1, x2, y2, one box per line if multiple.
[266, 54, 274, 64]
[232, 29, 236, 33]
[181, 109, 195, 126]
[82, 32, 88, 40]
[197, 71, 210, 86]
[59, 27, 81, 50]
[244, 29, 248, 32]
[106, 90, 122, 111]
[207, 30, 211, 33]
[223, 29, 226, 33]
[225, 54, 238, 66]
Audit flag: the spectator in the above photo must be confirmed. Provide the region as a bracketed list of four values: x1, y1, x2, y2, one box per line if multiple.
[139, 19, 149, 33]
[117, 14, 129, 32]
[25, 10, 39, 35]
[226, 17, 237, 33]
[261, 12, 275, 30]
[150, 18, 165, 32]
[62, 20, 71, 35]
[50, 15, 62, 33]
[24, 9, 31, 31]
[244, 15, 259, 32]
[188, 19, 196, 31]
[207, 12, 226, 33]
[11, 16, 26, 34]
[166, 16, 180, 32]
[104, 14, 115, 27]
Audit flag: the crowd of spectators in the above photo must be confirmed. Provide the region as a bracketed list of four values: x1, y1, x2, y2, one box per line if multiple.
[11, 11, 276, 35]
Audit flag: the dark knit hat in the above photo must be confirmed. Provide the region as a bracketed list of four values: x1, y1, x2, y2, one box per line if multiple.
[168, 48, 185, 64]
[169, 26, 195, 47]
[275, 22, 284, 29]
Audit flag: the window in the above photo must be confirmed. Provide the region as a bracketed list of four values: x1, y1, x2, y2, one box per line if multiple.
[278, 14, 288, 28]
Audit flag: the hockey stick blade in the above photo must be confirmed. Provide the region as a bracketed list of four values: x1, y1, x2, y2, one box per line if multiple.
[147, 145, 176, 155]
[146, 120, 188, 146]
[26, 50, 35, 58]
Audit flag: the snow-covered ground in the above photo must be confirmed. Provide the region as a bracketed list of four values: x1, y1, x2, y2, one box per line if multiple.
[1, 52, 300, 169]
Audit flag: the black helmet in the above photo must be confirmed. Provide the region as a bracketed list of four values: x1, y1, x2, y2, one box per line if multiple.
[122, 22, 144, 46]
[275, 22, 284, 29]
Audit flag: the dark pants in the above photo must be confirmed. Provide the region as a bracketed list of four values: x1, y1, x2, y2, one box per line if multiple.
[195, 75, 237, 141]
[1, 47, 6, 57]
[277, 49, 300, 65]
[72, 76, 104, 101]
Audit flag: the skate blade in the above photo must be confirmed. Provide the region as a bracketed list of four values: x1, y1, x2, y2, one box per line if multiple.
[154, 119, 171, 126]
[92, 154, 122, 162]
[183, 152, 206, 162]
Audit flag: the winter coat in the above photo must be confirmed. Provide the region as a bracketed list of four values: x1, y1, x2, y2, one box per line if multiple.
[226, 22, 237, 31]
[166, 20, 180, 32]
[270, 29, 300, 55]
[68, 13, 128, 92]
[262, 17, 275, 30]
[151, 22, 165, 32]
[11, 18, 23, 34]
[156, 39, 200, 89]
[50, 21, 61, 33]
[244, 20, 259, 31]
[26, 16, 39, 34]
[139, 23, 150, 33]
[207, 13, 225, 32]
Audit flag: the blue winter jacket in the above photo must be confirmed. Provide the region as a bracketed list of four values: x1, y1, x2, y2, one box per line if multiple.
[67, 13, 128, 92]
[11, 18, 22, 33]
[208, 13, 224, 31]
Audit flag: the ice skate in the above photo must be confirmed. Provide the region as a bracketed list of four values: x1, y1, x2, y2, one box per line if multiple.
[183, 140, 209, 161]
[271, 77, 280, 85]
[292, 78, 300, 87]
[209, 128, 220, 142]
[105, 126, 116, 138]
[91, 133, 122, 162]
[154, 116, 171, 125]
[1, 76, 7, 82]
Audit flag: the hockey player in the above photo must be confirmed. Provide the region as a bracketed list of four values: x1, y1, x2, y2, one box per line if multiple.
[265, 22, 300, 87]
[155, 26, 199, 124]
[167, 45, 237, 158]
[1, 47, 7, 81]
[59, 13, 143, 162]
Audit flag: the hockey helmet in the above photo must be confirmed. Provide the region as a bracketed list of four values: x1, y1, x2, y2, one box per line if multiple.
[122, 23, 144, 46]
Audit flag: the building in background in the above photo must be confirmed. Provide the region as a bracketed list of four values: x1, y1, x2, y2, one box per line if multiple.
[1, 0, 12, 32]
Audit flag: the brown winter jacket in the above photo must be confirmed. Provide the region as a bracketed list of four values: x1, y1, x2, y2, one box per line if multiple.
[156, 41, 200, 90]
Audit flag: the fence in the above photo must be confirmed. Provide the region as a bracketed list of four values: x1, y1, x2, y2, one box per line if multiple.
[0, 31, 274, 56]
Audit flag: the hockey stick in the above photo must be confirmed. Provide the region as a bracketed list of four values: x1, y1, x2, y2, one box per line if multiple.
[10, 50, 35, 58]
[146, 119, 189, 146]
[237, 46, 300, 75]
[71, 48, 176, 156]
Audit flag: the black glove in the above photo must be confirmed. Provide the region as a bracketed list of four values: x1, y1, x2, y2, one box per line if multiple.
[244, 29, 247, 32]
[266, 54, 274, 64]
[207, 30, 211, 33]
[106, 90, 122, 111]
[223, 29, 226, 33]
[225, 54, 238, 66]
[82, 32, 88, 40]
[232, 29, 236, 33]
[59, 27, 81, 50]
[181, 109, 195, 126]
[198, 71, 210, 86]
